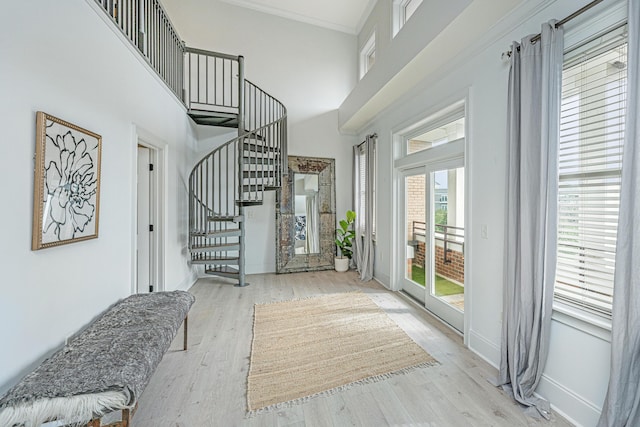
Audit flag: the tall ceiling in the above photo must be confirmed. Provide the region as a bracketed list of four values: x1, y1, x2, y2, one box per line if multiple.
[218, 0, 376, 34]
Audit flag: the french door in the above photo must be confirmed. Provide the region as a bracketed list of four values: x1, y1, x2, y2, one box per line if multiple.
[401, 161, 465, 332]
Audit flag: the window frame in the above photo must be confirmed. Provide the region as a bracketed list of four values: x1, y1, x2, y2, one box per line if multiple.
[403, 108, 465, 157]
[552, 4, 628, 330]
[355, 138, 377, 241]
[359, 31, 376, 79]
[392, 0, 423, 37]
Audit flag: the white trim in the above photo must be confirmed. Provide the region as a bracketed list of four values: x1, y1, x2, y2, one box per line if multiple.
[467, 329, 500, 368]
[359, 30, 377, 79]
[395, 139, 464, 170]
[392, 98, 466, 158]
[392, 0, 424, 38]
[373, 274, 391, 290]
[536, 373, 603, 427]
[345, 0, 556, 135]
[462, 91, 472, 345]
[552, 303, 612, 342]
[355, 0, 379, 35]
[176, 270, 199, 292]
[393, 99, 468, 334]
[219, 0, 360, 34]
[132, 126, 167, 295]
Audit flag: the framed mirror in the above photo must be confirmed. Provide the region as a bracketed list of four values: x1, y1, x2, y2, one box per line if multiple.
[276, 156, 336, 273]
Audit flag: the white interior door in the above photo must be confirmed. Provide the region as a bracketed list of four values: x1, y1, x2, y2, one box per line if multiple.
[137, 145, 152, 294]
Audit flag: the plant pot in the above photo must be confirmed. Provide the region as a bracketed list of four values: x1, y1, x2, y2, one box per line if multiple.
[335, 257, 349, 272]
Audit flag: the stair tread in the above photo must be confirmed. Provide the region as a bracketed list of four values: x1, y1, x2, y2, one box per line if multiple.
[191, 242, 240, 252]
[242, 157, 277, 165]
[243, 170, 276, 176]
[208, 215, 243, 222]
[188, 110, 239, 128]
[242, 133, 267, 142]
[243, 142, 277, 152]
[191, 229, 241, 238]
[192, 256, 240, 265]
[236, 200, 263, 206]
[205, 266, 239, 277]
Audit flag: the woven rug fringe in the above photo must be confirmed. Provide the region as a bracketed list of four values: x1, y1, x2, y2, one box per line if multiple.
[247, 359, 440, 417]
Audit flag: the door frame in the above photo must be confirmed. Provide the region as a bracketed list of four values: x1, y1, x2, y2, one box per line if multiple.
[398, 157, 465, 331]
[132, 127, 166, 295]
[391, 100, 472, 341]
[399, 167, 429, 303]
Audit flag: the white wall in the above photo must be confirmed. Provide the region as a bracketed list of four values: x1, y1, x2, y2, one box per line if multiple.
[0, 0, 197, 394]
[350, 0, 623, 425]
[161, 0, 358, 273]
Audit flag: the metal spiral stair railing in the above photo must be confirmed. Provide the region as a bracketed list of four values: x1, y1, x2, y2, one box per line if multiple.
[186, 49, 287, 287]
[89, 3, 285, 287]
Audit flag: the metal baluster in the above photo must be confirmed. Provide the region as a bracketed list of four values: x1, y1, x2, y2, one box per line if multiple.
[218, 148, 221, 218]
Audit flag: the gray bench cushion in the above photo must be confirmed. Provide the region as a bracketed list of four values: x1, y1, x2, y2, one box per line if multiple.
[0, 290, 195, 426]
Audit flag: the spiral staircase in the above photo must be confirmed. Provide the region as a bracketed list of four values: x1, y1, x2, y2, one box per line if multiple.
[185, 49, 287, 287]
[91, 0, 287, 287]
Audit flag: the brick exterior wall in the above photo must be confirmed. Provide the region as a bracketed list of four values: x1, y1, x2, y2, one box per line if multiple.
[408, 140, 430, 154]
[435, 245, 464, 284]
[405, 174, 425, 241]
[413, 242, 464, 284]
[415, 242, 426, 268]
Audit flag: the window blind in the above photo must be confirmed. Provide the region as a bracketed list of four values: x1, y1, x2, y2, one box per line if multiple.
[556, 24, 628, 318]
[355, 139, 376, 237]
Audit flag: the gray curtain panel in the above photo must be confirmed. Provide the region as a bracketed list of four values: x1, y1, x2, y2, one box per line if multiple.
[598, 1, 640, 425]
[498, 21, 563, 419]
[353, 135, 375, 281]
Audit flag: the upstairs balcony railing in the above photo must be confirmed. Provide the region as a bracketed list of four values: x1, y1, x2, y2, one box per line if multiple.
[94, 0, 184, 99]
[412, 221, 464, 264]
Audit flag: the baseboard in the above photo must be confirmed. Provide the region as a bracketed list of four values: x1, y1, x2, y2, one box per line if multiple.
[468, 329, 500, 369]
[373, 272, 391, 289]
[175, 270, 198, 291]
[246, 263, 275, 275]
[536, 374, 602, 427]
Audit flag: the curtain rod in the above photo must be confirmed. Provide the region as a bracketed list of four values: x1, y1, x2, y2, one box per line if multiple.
[502, 0, 605, 59]
[359, 134, 377, 146]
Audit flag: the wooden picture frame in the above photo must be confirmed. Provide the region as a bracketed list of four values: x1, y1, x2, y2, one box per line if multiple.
[32, 112, 102, 250]
[276, 156, 336, 273]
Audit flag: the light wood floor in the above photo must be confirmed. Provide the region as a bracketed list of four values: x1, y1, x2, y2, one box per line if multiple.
[133, 271, 573, 426]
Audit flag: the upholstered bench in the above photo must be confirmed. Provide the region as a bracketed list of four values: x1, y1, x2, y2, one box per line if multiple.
[0, 290, 195, 427]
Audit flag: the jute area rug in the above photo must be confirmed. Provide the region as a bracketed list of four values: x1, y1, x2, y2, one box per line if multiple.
[247, 292, 438, 413]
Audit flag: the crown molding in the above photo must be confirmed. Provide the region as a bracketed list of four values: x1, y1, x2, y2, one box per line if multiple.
[219, 0, 360, 34]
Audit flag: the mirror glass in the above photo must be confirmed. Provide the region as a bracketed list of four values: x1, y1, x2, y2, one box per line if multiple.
[294, 173, 320, 254]
[276, 156, 336, 273]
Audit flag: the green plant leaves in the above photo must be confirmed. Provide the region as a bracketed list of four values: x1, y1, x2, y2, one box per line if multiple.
[336, 210, 356, 259]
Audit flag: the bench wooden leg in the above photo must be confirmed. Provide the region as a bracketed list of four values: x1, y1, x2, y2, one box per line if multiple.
[121, 407, 132, 427]
[183, 315, 188, 351]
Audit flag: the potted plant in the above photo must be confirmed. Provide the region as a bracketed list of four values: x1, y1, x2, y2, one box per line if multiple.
[335, 210, 356, 272]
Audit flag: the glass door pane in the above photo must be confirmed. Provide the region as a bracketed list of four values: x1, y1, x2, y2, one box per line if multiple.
[425, 167, 464, 331]
[403, 169, 427, 303]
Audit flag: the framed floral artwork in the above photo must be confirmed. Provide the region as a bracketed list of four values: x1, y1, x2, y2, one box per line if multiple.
[32, 112, 102, 250]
